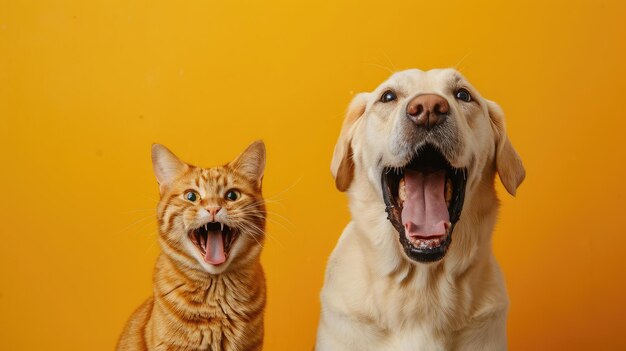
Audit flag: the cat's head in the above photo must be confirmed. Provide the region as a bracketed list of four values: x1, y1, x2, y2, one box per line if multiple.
[151, 140, 266, 275]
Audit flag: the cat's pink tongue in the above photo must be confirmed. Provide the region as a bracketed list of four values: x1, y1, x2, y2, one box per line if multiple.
[401, 169, 450, 238]
[204, 230, 226, 265]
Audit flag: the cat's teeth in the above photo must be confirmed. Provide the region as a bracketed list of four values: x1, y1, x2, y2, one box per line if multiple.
[220, 222, 224, 231]
[204, 224, 207, 231]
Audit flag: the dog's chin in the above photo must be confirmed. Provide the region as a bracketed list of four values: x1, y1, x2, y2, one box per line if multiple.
[381, 144, 467, 263]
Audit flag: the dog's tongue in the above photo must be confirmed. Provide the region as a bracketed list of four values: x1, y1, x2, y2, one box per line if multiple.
[401, 169, 450, 238]
[204, 230, 226, 265]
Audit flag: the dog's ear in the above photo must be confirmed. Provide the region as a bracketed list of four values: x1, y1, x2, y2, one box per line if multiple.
[487, 101, 525, 196]
[331, 93, 368, 192]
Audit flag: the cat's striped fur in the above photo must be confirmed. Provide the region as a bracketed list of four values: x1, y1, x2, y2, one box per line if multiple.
[117, 141, 267, 351]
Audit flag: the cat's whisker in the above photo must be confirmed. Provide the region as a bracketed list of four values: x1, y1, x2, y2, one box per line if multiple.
[240, 209, 295, 230]
[234, 209, 294, 235]
[143, 234, 159, 255]
[140, 194, 160, 204]
[236, 221, 263, 235]
[115, 214, 158, 236]
[123, 227, 158, 250]
[263, 199, 284, 205]
[238, 222, 267, 239]
[256, 228, 285, 248]
[261, 176, 302, 202]
[240, 203, 292, 226]
[265, 211, 295, 227]
[239, 202, 268, 211]
[237, 212, 293, 235]
[236, 220, 286, 248]
[235, 212, 290, 231]
[121, 208, 158, 214]
[237, 201, 295, 226]
[244, 198, 283, 206]
[235, 223, 264, 249]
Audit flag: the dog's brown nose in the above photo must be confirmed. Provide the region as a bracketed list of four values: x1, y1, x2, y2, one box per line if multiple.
[406, 94, 449, 130]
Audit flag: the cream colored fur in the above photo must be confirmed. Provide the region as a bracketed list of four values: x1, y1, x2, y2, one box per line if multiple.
[316, 68, 525, 351]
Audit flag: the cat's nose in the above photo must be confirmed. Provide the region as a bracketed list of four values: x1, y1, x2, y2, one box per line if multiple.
[207, 206, 221, 219]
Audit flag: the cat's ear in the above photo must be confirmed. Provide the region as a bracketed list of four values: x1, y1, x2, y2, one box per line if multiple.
[230, 140, 266, 186]
[151, 143, 188, 191]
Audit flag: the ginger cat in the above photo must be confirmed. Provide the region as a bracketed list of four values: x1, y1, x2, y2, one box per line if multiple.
[117, 141, 267, 351]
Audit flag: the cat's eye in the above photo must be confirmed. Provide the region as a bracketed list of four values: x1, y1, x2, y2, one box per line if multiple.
[455, 88, 472, 102]
[225, 190, 240, 201]
[184, 191, 199, 202]
[380, 90, 397, 103]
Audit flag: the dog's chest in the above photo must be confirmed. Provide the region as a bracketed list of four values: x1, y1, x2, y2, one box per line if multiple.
[355, 278, 466, 350]
[385, 329, 448, 351]
[371, 305, 455, 351]
[370, 276, 462, 328]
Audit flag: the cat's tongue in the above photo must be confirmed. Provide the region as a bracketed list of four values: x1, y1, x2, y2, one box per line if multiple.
[204, 230, 226, 265]
[401, 169, 450, 238]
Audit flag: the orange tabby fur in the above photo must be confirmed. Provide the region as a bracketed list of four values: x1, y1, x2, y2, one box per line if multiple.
[117, 141, 267, 351]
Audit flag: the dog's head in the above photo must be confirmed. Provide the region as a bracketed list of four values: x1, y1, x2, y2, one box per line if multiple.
[331, 68, 525, 263]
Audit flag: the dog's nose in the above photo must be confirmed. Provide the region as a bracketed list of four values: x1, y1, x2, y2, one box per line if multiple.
[406, 94, 449, 130]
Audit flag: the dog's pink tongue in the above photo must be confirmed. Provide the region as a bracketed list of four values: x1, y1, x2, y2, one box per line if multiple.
[401, 169, 450, 238]
[204, 230, 226, 265]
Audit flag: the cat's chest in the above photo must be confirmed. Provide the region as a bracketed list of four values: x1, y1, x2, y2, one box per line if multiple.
[161, 290, 251, 324]
[151, 257, 265, 350]
[153, 297, 258, 351]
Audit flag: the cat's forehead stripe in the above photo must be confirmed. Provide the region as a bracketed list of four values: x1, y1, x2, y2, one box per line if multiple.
[185, 167, 229, 194]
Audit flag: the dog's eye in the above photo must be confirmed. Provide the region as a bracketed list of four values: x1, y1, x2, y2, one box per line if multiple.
[455, 88, 472, 102]
[185, 191, 199, 202]
[225, 189, 240, 201]
[380, 90, 397, 103]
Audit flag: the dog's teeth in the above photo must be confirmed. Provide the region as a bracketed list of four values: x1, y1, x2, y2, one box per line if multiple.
[220, 222, 224, 231]
[204, 224, 207, 231]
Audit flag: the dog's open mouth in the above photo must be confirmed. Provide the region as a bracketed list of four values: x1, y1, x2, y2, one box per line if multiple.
[189, 222, 237, 265]
[382, 144, 467, 263]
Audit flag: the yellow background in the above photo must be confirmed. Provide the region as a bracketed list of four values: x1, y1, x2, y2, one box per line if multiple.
[1, 0, 625, 350]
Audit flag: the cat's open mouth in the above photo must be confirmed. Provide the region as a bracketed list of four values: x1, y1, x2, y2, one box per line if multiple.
[189, 222, 237, 266]
[381, 144, 467, 263]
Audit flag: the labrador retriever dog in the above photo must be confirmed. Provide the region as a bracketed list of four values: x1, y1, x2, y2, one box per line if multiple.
[316, 68, 525, 351]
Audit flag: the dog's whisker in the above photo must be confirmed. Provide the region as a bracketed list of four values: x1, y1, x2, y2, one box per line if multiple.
[365, 62, 394, 74]
[453, 51, 472, 70]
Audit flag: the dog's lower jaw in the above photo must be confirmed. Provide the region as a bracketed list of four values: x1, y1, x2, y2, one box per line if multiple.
[352, 170, 495, 273]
